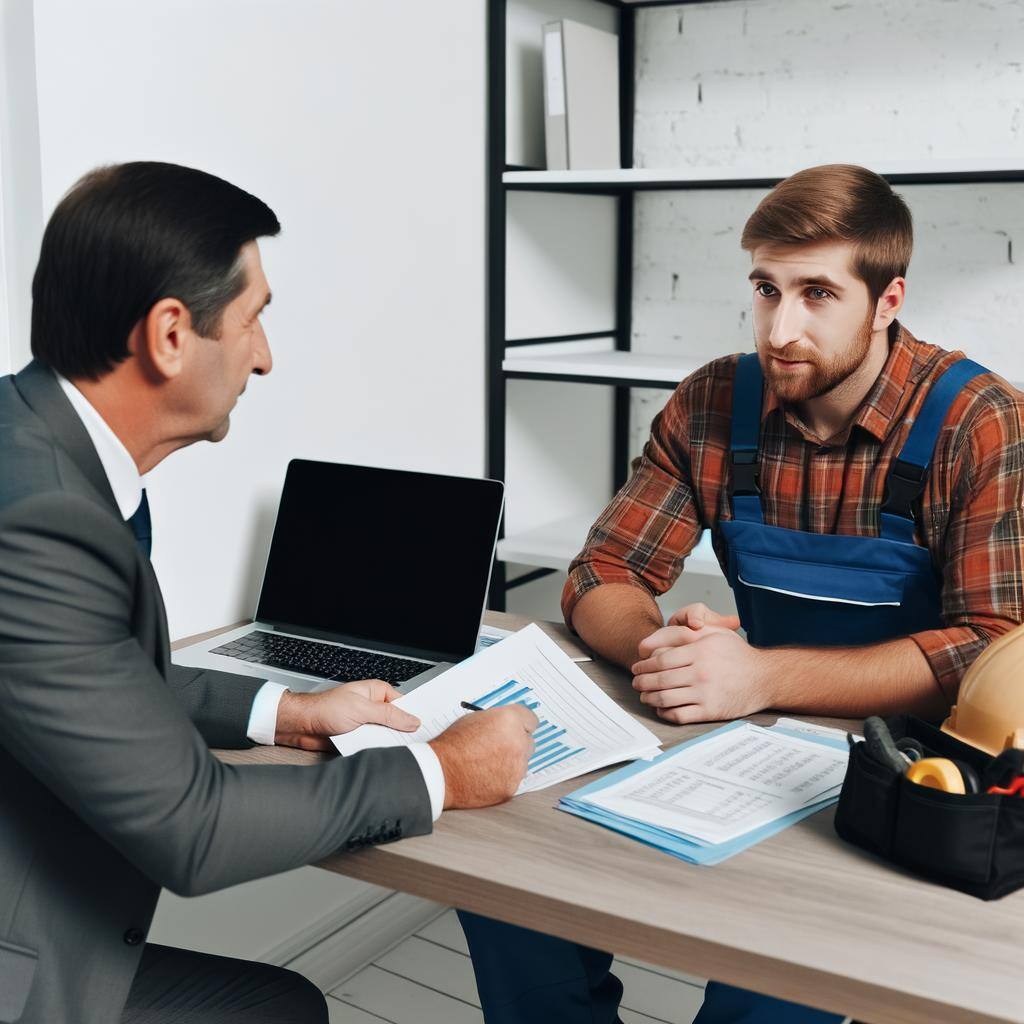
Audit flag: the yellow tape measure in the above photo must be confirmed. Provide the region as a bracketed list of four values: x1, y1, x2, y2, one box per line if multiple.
[905, 758, 966, 794]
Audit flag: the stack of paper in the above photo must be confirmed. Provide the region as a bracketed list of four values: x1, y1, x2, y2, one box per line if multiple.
[559, 721, 849, 864]
[332, 623, 660, 794]
[476, 624, 512, 651]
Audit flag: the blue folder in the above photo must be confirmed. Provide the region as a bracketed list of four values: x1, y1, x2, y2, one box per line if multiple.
[558, 721, 848, 866]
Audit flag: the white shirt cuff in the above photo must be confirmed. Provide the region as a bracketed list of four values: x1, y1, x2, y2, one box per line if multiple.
[245, 686, 445, 818]
[246, 681, 289, 745]
[407, 742, 445, 821]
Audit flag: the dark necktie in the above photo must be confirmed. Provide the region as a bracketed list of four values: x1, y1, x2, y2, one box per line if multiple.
[127, 489, 152, 558]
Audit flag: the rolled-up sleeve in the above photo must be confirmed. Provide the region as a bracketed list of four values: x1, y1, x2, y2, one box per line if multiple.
[910, 394, 1024, 701]
[561, 386, 705, 626]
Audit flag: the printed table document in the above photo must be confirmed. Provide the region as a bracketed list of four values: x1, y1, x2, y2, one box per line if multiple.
[559, 721, 849, 864]
[332, 623, 660, 793]
[578, 722, 846, 844]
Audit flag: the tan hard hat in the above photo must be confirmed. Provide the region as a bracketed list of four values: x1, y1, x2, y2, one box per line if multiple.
[942, 623, 1024, 756]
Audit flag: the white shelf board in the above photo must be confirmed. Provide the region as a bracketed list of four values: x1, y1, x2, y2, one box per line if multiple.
[504, 160, 1024, 188]
[503, 349, 698, 386]
[504, 348, 1024, 393]
[505, 168, 786, 186]
[498, 515, 722, 578]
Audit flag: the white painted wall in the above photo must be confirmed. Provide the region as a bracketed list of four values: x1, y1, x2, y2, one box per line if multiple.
[630, 0, 1024, 456]
[0, 0, 43, 377]
[0, 153, 8, 376]
[31, 0, 487, 640]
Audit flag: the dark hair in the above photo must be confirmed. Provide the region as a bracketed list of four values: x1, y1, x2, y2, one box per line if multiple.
[31, 161, 281, 379]
[741, 164, 913, 303]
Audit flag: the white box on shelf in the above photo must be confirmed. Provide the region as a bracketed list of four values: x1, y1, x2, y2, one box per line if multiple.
[542, 20, 620, 171]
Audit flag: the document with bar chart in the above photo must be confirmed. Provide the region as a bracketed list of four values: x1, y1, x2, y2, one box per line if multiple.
[331, 623, 661, 793]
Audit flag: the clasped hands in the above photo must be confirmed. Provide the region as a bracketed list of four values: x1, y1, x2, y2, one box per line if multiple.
[631, 603, 773, 724]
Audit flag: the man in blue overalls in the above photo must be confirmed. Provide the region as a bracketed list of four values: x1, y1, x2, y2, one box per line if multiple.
[459, 164, 1024, 1023]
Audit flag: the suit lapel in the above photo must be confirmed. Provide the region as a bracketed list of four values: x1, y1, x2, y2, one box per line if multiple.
[14, 361, 171, 670]
[142, 559, 172, 672]
[13, 360, 121, 517]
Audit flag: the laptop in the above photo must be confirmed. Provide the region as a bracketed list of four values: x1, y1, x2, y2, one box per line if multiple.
[173, 459, 504, 693]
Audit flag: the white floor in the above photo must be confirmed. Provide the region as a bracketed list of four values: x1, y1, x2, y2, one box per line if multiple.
[325, 908, 705, 1024]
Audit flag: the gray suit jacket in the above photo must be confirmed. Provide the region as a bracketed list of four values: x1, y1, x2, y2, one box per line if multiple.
[0, 361, 432, 1024]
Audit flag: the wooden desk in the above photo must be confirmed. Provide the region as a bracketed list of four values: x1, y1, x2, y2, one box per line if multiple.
[181, 614, 1024, 1024]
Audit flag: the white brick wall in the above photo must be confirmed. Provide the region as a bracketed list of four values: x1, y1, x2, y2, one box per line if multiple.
[634, 0, 1023, 169]
[628, 0, 1024, 456]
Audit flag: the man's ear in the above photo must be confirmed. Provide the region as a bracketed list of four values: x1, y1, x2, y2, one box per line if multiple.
[873, 276, 905, 331]
[132, 298, 191, 381]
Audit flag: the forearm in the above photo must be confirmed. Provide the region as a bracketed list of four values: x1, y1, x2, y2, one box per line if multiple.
[571, 583, 664, 670]
[173, 748, 433, 895]
[761, 637, 948, 720]
[166, 663, 263, 748]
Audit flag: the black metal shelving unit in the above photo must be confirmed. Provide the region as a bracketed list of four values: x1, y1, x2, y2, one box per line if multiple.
[487, 0, 646, 610]
[485, 0, 1024, 610]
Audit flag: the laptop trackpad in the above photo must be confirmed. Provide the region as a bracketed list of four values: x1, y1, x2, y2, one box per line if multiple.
[401, 661, 450, 693]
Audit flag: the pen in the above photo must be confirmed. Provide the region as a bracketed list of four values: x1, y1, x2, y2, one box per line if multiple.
[460, 700, 484, 711]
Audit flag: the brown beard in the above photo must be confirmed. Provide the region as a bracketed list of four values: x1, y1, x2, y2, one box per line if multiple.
[759, 309, 874, 403]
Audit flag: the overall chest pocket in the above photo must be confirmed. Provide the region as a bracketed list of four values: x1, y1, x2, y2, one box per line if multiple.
[719, 517, 941, 647]
[734, 550, 906, 607]
[727, 546, 919, 648]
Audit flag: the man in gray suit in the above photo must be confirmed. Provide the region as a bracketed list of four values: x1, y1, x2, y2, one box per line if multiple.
[0, 162, 536, 1024]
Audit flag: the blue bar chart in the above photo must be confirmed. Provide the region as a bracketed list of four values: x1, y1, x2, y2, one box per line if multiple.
[333, 623, 661, 794]
[472, 678, 586, 775]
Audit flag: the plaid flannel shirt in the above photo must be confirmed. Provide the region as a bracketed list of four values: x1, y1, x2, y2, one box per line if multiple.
[562, 323, 1024, 702]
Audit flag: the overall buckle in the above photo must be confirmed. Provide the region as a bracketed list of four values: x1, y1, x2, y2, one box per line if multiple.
[881, 458, 926, 521]
[729, 450, 760, 496]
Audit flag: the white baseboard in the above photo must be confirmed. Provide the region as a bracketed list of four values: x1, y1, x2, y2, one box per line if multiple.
[258, 882, 391, 969]
[271, 890, 447, 993]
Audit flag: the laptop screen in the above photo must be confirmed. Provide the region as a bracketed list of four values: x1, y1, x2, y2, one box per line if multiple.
[256, 460, 504, 662]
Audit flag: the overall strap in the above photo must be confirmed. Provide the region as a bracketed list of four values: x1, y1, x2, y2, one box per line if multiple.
[880, 358, 988, 542]
[729, 353, 765, 524]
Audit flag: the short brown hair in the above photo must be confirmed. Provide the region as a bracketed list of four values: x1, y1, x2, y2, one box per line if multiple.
[741, 164, 913, 302]
[32, 162, 281, 380]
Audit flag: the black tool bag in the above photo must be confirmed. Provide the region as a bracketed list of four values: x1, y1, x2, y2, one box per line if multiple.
[834, 714, 1024, 899]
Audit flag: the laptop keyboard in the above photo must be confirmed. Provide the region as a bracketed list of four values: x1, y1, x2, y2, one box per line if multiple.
[210, 631, 430, 685]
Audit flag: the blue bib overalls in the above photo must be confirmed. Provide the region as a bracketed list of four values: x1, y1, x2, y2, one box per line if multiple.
[460, 352, 986, 1024]
[695, 351, 986, 1024]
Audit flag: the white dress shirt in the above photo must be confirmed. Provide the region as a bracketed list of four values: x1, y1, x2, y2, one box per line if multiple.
[56, 373, 445, 819]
